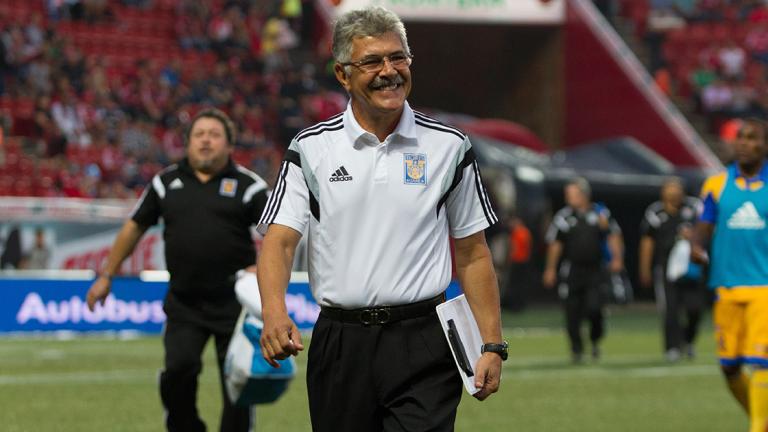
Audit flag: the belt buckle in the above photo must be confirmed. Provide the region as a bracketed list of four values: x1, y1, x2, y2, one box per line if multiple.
[360, 307, 391, 325]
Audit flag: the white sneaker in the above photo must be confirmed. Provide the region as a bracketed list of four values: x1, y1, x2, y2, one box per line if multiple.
[666, 348, 681, 363]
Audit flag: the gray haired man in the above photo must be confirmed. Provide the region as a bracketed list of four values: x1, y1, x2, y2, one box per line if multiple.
[257, 6, 505, 431]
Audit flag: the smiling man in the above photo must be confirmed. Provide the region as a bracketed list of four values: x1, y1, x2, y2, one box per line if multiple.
[256, 6, 505, 432]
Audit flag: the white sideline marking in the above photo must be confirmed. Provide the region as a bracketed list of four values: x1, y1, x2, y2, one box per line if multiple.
[0, 362, 718, 385]
[0, 370, 151, 385]
[504, 363, 717, 380]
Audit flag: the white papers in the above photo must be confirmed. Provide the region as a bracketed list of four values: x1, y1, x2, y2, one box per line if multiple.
[234, 270, 263, 325]
[666, 239, 690, 282]
[436, 294, 483, 395]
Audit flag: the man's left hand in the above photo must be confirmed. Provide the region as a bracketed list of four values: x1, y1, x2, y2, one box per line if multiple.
[473, 352, 502, 401]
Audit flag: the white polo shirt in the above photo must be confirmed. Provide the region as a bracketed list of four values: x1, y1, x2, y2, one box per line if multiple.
[258, 102, 497, 308]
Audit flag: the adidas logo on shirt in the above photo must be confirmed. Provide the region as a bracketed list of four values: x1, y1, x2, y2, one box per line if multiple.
[727, 201, 766, 230]
[329, 166, 353, 182]
[169, 178, 184, 190]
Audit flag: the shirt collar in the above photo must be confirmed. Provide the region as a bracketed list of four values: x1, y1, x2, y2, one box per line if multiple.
[728, 160, 768, 182]
[179, 157, 237, 180]
[343, 101, 417, 146]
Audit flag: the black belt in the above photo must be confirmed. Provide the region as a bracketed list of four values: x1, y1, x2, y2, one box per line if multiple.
[320, 293, 445, 326]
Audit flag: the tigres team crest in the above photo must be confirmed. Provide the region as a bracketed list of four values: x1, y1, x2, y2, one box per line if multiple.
[219, 178, 238, 197]
[404, 153, 427, 185]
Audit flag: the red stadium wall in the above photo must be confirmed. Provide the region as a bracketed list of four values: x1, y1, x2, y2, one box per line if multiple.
[564, 0, 720, 169]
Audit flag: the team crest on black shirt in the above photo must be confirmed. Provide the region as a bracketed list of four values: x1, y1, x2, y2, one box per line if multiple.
[404, 153, 427, 185]
[219, 178, 238, 197]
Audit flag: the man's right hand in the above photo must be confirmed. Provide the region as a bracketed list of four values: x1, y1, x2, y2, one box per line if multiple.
[690, 244, 709, 265]
[260, 311, 304, 368]
[542, 268, 557, 289]
[86, 276, 112, 311]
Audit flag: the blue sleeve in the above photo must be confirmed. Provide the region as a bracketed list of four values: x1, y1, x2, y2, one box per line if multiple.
[699, 193, 718, 224]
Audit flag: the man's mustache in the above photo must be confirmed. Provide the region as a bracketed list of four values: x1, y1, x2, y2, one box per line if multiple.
[370, 75, 405, 90]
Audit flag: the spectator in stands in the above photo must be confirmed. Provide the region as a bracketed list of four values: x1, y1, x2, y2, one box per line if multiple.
[119, 117, 155, 160]
[51, 87, 91, 147]
[26, 57, 53, 96]
[83, 56, 110, 100]
[655, 67, 673, 96]
[748, 1, 768, 22]
[160, 59, 182, 90]
[32, 94, 66, 157]
[81, 0, 114, 23]
[96, 134, 126, 181]
[161, 119, 186, 163]
[718, 39, 747, 81]
[691, 0, 725, 21]
[701, 77, 734, 115]
[24, 12, 46, 52]
[176, 6, 210, 51]
[261, 16, 298, 68]
[746, 23, 768, 64]
[46, 0, 71, 21]
[730, 79, 759, 117]
[0, 0, 341, 197]
[690, 57, 718, 105]
[245, 3, 267, 57]
[58, 169, 86, 198]
[209, 5, 235, 44]
[58, 44, 86, 94]
[1, 25, 29, 88]
[204, 61, 234, 106]
[91, 94, 125, 143]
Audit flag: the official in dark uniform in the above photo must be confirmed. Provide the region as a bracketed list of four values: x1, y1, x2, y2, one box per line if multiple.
[86, 108, 269, 432]
[543, 177, 624, 363]
[639, 177, 704, 361]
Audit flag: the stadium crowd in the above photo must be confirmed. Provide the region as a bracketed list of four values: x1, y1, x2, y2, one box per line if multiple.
[0, 0, 347, 198]
[620, 0, 768, 139]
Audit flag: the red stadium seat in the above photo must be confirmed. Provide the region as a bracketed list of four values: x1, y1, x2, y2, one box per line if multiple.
[687, 24, 710, 43]
[0, 175, 14, 196]
[711, 23, 731, 42]
[12, 178, 33, 197]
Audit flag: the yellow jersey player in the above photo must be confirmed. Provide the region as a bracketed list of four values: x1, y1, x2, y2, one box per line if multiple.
[692, 118, 768, 431]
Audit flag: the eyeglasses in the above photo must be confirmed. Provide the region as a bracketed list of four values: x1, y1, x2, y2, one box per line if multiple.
[339, 53, 413, 73]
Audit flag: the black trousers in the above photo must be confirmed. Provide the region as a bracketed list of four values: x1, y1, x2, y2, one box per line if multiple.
[654, 267, 704, 351]
[160, 317, 252, 432]
[307, 312, 463, 432]
[561, 264, 605, 355]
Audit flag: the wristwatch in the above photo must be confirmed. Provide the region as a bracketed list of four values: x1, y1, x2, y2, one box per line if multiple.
[481, 341, 509, 361]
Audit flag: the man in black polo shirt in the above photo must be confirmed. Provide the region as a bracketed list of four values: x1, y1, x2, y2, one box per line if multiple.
[543, 177, 624, 363]
[86, 108, 268, 432]
[639, 177, 704, 361]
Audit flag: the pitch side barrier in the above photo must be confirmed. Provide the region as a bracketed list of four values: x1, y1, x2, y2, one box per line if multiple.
[0, 271, 461, 334]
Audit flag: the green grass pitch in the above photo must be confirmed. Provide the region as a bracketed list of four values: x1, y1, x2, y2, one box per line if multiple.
[0, 305, 748, 431]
